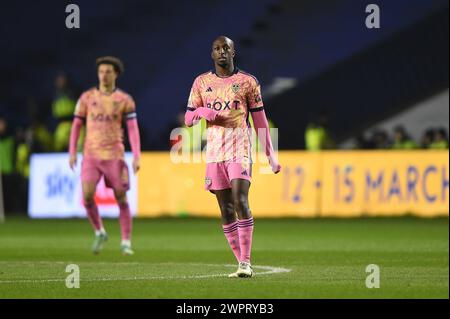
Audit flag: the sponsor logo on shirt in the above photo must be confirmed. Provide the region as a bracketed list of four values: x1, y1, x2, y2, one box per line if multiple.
[89, 113, 120, 122]
[206, 100, 241, 111]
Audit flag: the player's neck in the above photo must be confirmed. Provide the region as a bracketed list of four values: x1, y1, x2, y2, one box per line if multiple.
[214, 62, 235, 78]
[98, 84, 116, 94]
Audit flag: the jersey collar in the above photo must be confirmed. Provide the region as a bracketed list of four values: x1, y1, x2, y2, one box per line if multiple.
[212, 67, 239, 78]
[96, 86, 118, 95]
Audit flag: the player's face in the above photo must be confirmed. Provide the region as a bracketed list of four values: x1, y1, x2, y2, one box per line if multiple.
[98, 64, 117, 87]
[211, 38, 235, 67]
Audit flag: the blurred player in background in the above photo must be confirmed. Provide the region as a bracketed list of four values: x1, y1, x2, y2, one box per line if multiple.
[184, 36, 281, 278]
[69, 56, 141, 255]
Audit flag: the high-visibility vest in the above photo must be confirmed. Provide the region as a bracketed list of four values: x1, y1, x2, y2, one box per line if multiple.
[0, 136, 14, 175]
[305, 126, 326, 151]
[429, 140, 449, 149]
[391, 140, 418, 150]
[52, 95, 76, 119]
[16, 143, 30, 178]
[34, 125, 54, 152]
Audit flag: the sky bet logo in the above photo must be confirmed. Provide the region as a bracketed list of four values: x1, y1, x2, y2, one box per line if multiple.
[46, 167, 76, 203]
[207, 100, 240, 111]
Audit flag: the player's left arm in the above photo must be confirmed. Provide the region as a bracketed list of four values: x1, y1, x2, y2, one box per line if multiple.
[248, 78, 281, 174]
[124, 96, 141, 174]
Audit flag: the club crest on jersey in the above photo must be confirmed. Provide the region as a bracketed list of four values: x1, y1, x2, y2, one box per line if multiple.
[205, 177, 212, 186]
[231, 83, 240, 93]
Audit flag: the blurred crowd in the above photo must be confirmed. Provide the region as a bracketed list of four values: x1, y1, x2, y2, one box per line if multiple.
[0, 73, 84, 213]
[354, 126, 449, 150]
[304, 114, 449, 151]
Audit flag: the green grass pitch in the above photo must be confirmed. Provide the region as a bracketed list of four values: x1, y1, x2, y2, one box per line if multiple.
[0, 217, 448, 298]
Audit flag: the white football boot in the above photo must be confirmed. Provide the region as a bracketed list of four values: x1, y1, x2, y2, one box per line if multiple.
[236, 261, 253, 278]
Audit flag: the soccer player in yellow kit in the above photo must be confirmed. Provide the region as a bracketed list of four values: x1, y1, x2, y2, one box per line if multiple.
[69, 56, 141, 255]
[185, 36, 281, 278]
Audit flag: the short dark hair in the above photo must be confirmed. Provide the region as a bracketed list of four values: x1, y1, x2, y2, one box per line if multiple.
[96, 56, 124, 75]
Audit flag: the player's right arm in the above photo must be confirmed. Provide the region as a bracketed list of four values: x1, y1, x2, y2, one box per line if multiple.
[69, 93, 87, 170]
[184, 77, 203, 127]
[184, 77, 220, 127]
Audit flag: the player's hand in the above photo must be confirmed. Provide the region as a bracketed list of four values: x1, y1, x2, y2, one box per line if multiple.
[195, 107, 219, 122]
[69, 154, 77, 171]
[191, 112, 202, 124]
[271, 162, 281, 174]
[268, 155, 281, 174]
[133, 157, 141, 174]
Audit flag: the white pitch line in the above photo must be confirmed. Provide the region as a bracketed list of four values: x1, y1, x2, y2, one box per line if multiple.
[0, 261, 142, 266]
[0, 262, 291, 284]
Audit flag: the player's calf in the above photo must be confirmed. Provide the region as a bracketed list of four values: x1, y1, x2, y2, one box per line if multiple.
[115, 192, 134, 256]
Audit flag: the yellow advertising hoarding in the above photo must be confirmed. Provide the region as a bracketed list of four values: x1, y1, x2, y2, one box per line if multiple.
[320, 151, 449, 217]
[138, 151, 449, 217]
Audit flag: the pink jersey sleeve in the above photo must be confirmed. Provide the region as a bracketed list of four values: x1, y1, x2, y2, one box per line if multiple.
[247, 76, 280, 173]
[187, 77, 203, 111]
[251, 109, 281, 173]
[69, 117, 83, 156]
[69, 92, 88, 155]
[74, 92, 88, 118]
[247, 76, 264, 110]
[185, 77, 204, 126]
[126, 118, 141, 159]
[123, 95, 140, 159]
[124, 95, 136, 114]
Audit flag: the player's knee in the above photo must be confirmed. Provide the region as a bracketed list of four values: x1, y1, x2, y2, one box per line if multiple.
[83, 192, 95, 205]
[219, 202, 234, 220]
[114, 192, 127, 205]
[223, 208, 235, 220]
[233, 195, 249, 212]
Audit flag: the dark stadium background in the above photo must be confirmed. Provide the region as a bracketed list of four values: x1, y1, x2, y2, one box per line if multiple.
[0, 0, 447, 150]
